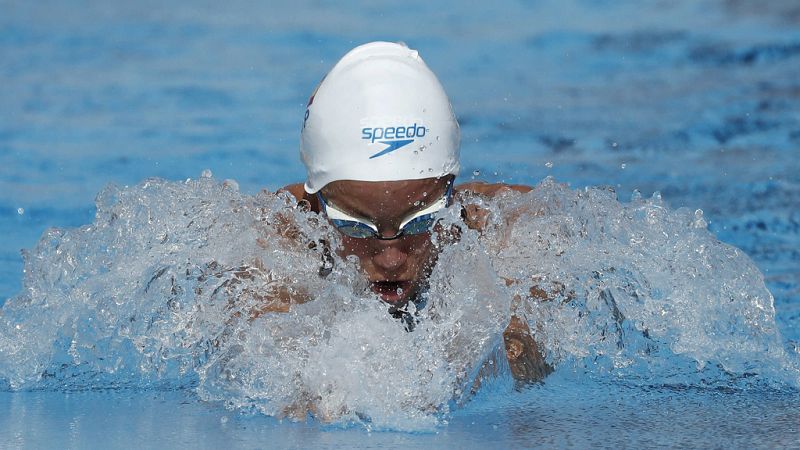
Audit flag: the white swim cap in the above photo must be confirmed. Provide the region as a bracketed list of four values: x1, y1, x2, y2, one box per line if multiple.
[300, 41, 460, 193]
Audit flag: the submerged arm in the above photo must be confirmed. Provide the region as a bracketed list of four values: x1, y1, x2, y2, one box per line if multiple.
[457, 182, 553, 383]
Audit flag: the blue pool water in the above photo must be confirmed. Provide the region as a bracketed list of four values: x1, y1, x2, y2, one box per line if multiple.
[1, 0, 799, 447]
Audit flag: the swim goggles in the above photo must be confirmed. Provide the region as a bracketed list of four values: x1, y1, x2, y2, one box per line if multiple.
[317, 182, 453, 240]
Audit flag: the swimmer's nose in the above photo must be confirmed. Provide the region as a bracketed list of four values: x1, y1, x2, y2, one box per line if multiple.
[372, 245, 408, 272]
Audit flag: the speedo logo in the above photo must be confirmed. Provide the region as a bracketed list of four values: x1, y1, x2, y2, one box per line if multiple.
[362, 123, 427, 159]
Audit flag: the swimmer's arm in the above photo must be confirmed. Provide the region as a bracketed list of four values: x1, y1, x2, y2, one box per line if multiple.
[455, 181, 533, 232]
[454, 183, 552, 382]
[222, 261, 311, 320]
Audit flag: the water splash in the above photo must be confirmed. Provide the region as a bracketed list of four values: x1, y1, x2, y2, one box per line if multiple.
[0, 174, 796, 430]
[476, 178, 797, 386]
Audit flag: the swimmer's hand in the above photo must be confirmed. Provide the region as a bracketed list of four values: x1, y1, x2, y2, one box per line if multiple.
[215, 260, 311, 320]
[501, 278, 556, 384]
[503, 316, 552, 383]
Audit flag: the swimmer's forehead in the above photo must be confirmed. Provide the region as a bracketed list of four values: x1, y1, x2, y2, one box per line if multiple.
[320, 176, 453, 219]
[321, 176, 451, 199]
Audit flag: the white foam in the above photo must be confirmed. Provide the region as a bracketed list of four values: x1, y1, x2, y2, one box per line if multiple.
[0, 174, 796, 430]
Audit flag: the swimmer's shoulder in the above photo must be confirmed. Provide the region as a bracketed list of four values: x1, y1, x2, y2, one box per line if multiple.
[277, 183, 320, 212]
[277, 183, 306, 201]
[455, 181, 532, 197]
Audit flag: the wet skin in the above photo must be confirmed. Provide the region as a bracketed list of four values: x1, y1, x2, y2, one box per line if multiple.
[319, 176, 453, 305]
[279, 177, 552, 384]
[281, 177, 531, 305]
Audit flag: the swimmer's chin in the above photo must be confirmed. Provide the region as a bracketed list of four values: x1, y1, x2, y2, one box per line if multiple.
[370, 280, 413, 305]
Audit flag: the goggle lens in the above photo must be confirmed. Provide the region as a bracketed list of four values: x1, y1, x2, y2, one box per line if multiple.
[318, 184, 451, 239]
[330, 219, 380, 239]
[398, 214, 437, 236]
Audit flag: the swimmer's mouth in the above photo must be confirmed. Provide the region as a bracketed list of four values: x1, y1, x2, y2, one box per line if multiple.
[370, 280, 412, 304]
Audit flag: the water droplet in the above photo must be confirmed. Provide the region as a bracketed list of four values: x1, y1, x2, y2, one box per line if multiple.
[413, 200, 421, 206]
[693, 209, 707, 229]
[611, 141, 618, 148]
[473, 170, 481, 176]
[220, 416, 229, 424]
[201, 169, 213, 178]
[17, 207, 24, 215]
[545, 161, 553, 169]
[620, 163, 627, 169]
[222, 179, 239, 191]
[422, 192, 428, 197]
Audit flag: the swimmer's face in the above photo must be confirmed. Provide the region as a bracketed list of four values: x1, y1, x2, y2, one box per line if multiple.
[320, 176, 454, 306]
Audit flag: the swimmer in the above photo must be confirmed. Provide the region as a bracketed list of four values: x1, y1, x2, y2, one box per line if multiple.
[278, 41, 550, 383]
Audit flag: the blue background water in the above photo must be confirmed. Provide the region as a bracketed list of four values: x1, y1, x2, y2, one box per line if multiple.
[1, 0, 799, 447]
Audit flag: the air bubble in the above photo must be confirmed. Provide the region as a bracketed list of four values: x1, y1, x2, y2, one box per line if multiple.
[693, 209, 707, 228]
[545, 161, 553, 169]
[201, 169, 213, 178]
[17, 208, 24, 215]
[222, 179, 239, 191]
